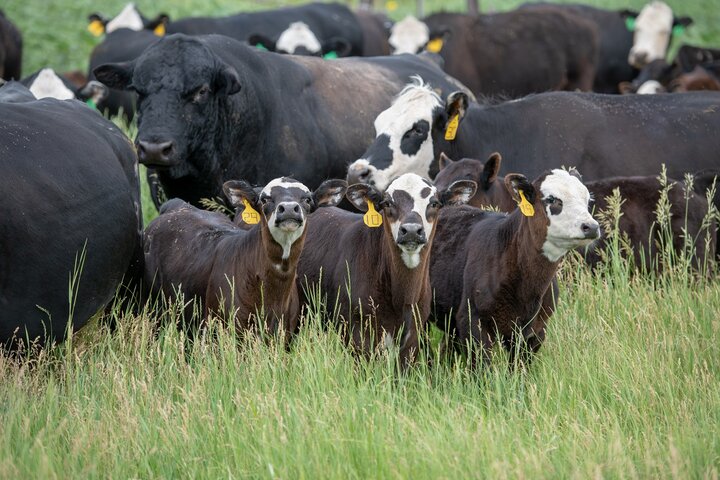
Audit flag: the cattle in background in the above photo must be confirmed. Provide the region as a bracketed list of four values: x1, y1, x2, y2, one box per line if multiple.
[388, 16, 428, 55]
[0, 82, 142, 350]
[388, 9, 598, 97]
[0, 9, 22, 80]
[349, 82, 720, 193]
[248, 21, 353, 57]
[670, 65, 720, 92]
[297, 174, 476, 369]
[626, 1, 692, 69]
[354, 10, 392, 56]
[144, 177, 346, 342]
[434, 153, 716, 270]
[87, 3, 168, 36]
[94, 34, 472, 208]
[431, 169, 599, 367]
[21, 68, 107, 104]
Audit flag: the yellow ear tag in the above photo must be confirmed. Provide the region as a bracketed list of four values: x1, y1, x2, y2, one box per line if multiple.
[427, 38, 444, 53]
[241, 198, 260, 225]
[88, 20, 105, 37]
[518, 190, 534, 217]
[153, 23, 166, 36]
[444, 114, 459, 141]
[363, 200, 383, 228]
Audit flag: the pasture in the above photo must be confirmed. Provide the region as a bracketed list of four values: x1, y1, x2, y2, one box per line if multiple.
[1, 0, 720, 478]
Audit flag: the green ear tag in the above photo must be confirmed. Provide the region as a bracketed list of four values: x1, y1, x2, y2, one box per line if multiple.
[323, 51, 338, 60]
[255, 43, 268, 51]
[672, 24, 685, 36]
[85, 98, 97, 109]
[625, 17, 636, 32]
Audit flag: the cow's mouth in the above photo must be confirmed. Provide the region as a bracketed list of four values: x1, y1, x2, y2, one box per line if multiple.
[276, 218, 303, 232]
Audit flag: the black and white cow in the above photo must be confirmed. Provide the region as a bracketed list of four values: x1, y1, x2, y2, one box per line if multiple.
[87, 3, 167, 36]
[626, 0, 693, 69]
[94, 34, 472, 208]
[0, 9, 22, 80]
[0, 82, 142, 350]
[21, 68, 107, 104]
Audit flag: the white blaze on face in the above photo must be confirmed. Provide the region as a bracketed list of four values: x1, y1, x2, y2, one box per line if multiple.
[106, 3, 144, 33]
[539, 169, 599, 262]
[262, 178, 311, 260]
[29, 69, 75, 100]
[276, 22, 322, 54]
[628, 1, 674, 68]
[636, 80, 664, 94]
[389, 16, 429, 54]
[385, 173, 437, 269]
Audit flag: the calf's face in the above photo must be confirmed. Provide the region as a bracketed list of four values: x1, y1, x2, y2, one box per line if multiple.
[434, 153, 508, 209]
[347, 173, 476, 269]
[388, 16, 429, 54]
[627, 1, 692, 68]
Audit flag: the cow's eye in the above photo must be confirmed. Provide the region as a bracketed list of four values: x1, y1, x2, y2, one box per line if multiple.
[544, 196, 556, 204]
[260, 196, 270, 205]
[303, 197, 313, 205]
[191, 85, 211, 103]
[429, 200, 441, 209]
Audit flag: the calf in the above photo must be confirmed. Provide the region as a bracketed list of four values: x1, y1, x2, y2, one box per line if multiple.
[298, 173, 476, 369]
[21, 68, 107, 103]
[0, 9, 22, 80]
[434, 153, 716, 270]
[626, 1, 693, 69]
[431, 169, 599, 366]
[144, 177, 346, 342]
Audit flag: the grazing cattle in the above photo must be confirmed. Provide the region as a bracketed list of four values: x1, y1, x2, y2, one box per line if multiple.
[87, 3, 167, 36]
[94, 34, 471, 208]
[144, 178, 346, 342]
[0, 10, 22, 80]
[349, 82, 720, 192]
[298, 173, 476, 368]
[0, 82, 142, 350]
[430, 169, 599, 366]
[435, 153, 716, 270]
[21, 68, 107, 104]
[626, 1, 692, 69]
[388, 9, 598, 97]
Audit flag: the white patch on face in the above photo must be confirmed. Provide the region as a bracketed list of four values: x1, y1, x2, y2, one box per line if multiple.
[29, 69, 75, 100]
[350, 82, 441, 191]
[385, 173, 437, 269]
[260, 177, 310, 197]
[276, 22, 322, 54]
[637, 80, 664, 94]
[628, 1, 673, 67]
[105, 3, 144, 33]
[389, 16, 429, 54]
[539, 169, 599, 262]
[262, 178, 311, 260]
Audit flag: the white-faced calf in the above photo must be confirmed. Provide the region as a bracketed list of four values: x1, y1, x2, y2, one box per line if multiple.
[298, 173, 476, 369]
[431, 169, 599, 366]
[143, 177, 346, 342]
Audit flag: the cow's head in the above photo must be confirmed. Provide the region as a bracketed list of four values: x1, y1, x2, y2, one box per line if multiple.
[348, 79, 468, 191]
[389, 16, 430, 54]
[94, 35, 242, 178]
[88, 3, 168, 36]
[347, 173, 476, 269]
[625, 1, 692, 68]
[248, 22, 352, 57]
[505, 169, 599, 262]
[224, 177, 347, 259]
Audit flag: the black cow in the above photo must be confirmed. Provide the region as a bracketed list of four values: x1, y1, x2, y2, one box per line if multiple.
[88, 3, 167, 37]
[0, 82, 142, 350]
[94, 34, 472, 208]
[21, 68, 107, 104]
[354, 10, 392, 57]
[0, 9, 22, 80]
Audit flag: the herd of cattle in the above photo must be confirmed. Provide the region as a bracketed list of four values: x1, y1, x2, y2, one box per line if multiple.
[1, 1, 719, 368]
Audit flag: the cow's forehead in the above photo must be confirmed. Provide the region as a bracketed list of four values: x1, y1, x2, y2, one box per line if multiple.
[375, 84, 441, 134]
[277, 22, 321, 53]
[636, 1, 673, 29]
[540, 169, 590, 202]
[389, 16, 429, 52]
[261, 177, 310, 196]
[106, 3, 144, 33]
[136, 38, 213, 86]
[387, 173, 435, 200]
[29, 69, 75, 100]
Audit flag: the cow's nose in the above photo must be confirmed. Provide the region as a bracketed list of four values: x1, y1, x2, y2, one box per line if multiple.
[347, 162, 372, 185]
[397, 223, 426, 246]
[275, 201, 304, 227]
[136, 140, 175, 166]
[629, 50, 649, 68]
[581, 222, 600, 239]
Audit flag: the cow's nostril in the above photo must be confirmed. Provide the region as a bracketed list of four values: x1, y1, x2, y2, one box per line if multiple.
[278, 205, 285, 214]
[162, 145, 173, 156]
[293, 205, 300, 213]
[358, 168, 370, 180]
[418, 227, 425, 237]
[400, 226, 407, 235]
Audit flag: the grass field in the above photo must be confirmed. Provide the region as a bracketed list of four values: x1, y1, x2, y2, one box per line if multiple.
[2, 1, 720, 478]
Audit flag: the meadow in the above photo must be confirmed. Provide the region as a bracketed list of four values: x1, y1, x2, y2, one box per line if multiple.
[2, 0, 720, 478]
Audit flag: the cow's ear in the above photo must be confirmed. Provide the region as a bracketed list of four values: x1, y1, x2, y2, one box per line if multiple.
[346, 183, 384, 212]
[435, 91, 469, 134]
[504, 173, 535, 205]
[618, 81, 635, 94]
[215, 65, 241, 95]
[481, 152, 502, 189]
[87, 13, 107, 36]
[440, 180, 476, 206]
[673, 16, 693, 28]
[322, 37, 352, 58]
[93, 61, 135, 90]
[438, 152, 454, 171]
[223, 180, 257, 208]
[146, 13, 169, 36]
[312, 179, 348, 210]
[79, 80, 109, 103]
[248, 34, 277, 52]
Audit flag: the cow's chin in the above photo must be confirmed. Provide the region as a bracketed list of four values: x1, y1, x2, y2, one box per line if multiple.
[398, 243, 425, 269]
[276, 219, 303, 232]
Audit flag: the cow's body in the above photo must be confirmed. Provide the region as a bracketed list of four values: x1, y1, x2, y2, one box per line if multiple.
[0, 10, 22, 80]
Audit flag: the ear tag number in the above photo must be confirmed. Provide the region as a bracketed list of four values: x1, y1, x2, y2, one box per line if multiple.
[427, 38, 444, 53]
[444, 114, 459, 141]
[154, 23, 166, 36]
[518, 190, 534, 217]
[88, 20, 105, 37]
[241, 198, 260, 225]
[625, 17, 636, 32]
[363, 200, 383, 227]
[672, 24, 685, 36]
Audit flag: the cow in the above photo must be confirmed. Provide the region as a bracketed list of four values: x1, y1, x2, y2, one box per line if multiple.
[430, 169, 599, 367]
[87, 3, 167, 36]
[348, 81, 720, 193]
[387, 9, 598, 97]
[670, 65, 720, 92]
[144, 177, 346, 342]
[297, 173, 477, 369]
[21, 68, 107, 104]
[0, 9, 22, 80]
[434, 153, 716, 270]
[93, 34, 472, 208]
[0, 81, 142, 350]
[626, 1, 693, 69]
[354, 10, 392, 57]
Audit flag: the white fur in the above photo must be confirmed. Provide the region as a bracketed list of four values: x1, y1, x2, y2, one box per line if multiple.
[637, 80, 664, 94]
[262, 178, 311, 260]
[539, 169, 599, 262]
[386, 173, 437, 269]
[106, 3, 144, 33]
[29, 69, 75, 100]
[261, 177, 310, 196]
[276, 22, 322, 54]
[628, 1, 674, 67]
[348, 79, 441, 191]
[389, 16, 429, 54]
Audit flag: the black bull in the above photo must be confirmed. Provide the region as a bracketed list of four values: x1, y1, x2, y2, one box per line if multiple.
[94, 34, 471, 208]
